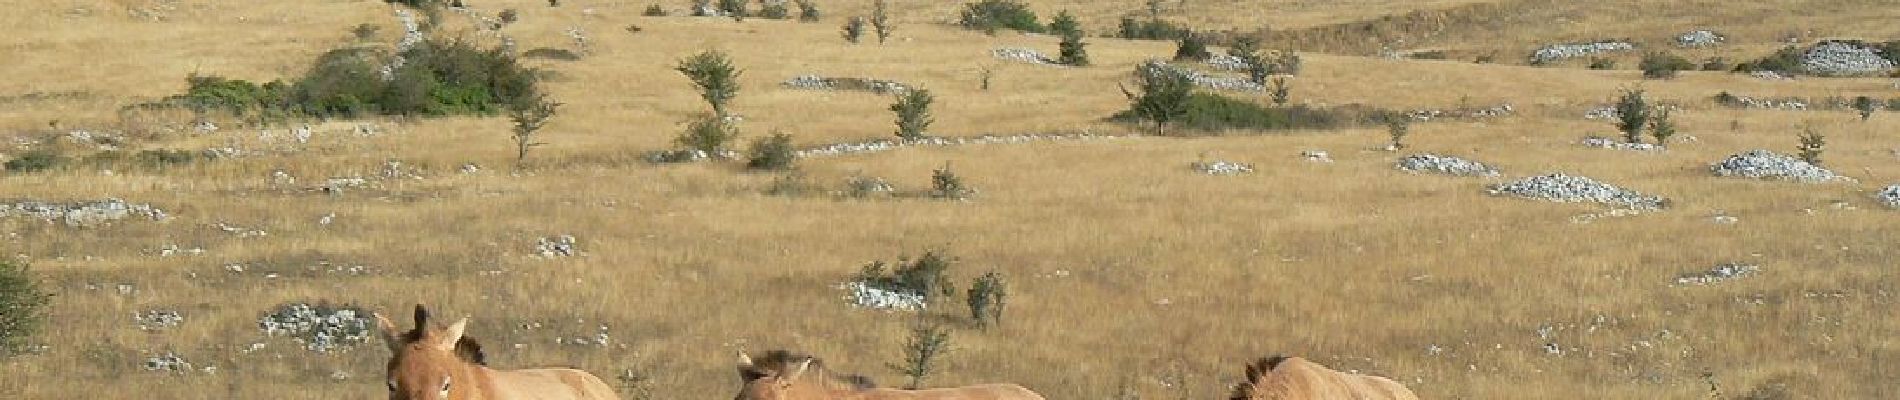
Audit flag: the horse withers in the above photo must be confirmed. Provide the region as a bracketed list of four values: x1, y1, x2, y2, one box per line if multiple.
[376, 304, 620, 400]
[733, 350, 1047, 400]
[1227, 355, 1418, 400]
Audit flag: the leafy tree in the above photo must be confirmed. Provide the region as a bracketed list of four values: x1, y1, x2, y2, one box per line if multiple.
[893, 321, 952, 390]
[871, 0, 893, 43]
[677, 114, 741, 155]
[1797, 128, 1825, 166]
[507, 94, 560, 166]
[1173, 33, 1211, 61]
[675, 50, 742, 117]
[891, 89, 935, 140]
[956, 0, 1042, 34]
[746, 130, 797, 170]
[1052, 11, 1088, 66]
[1614, 88, 1650, 144]
[1647, 106, 1677, 145]
[1122, 64, 1193, 135]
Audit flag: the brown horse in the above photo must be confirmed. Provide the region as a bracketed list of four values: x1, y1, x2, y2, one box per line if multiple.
[1227, 355, 1418, 400]
[733, 350, 1047, 400]
[375, 304, 620, 400]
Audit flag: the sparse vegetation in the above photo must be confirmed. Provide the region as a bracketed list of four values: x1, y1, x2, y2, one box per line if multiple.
[759, 0, 789, 19]
[1614, 88, 1650, 144]
[1797, 128, 1825, 166]
[1647, 106, 1676, 145]
[956, 0, 1043, 34]
[795, 0, 821, 22]
[677, 114, 741, 155]
[842, 17, 866, 43]
[1587, 57, 1616, 70]
[675, 50, 742, 117]
[890, 89, 934, 140]
[966, 271, 1006, 328]
[894, 321, 952, 390]
[1052, 11, 1089, 66]
[1117, 15, 1191, 40]
[1173, 33, 1211, 61]
[717, 0, 748, 19]
[1852, 96, 1877, 121]
[1732, 46, 1804, 74]
[1640, 52, 1694, 79]
[643, 4, 667, 16]
[0, 262, 49, 358]
[930, 162, 973, 200]
[871, 0, 893, 44]
[857, 249, 958, 300]
[507, 94, 560, 166]
[1270, 76, 1291, 106]
[4, 149, 67, 173]
[745, 130, 796, 170]
[1385, 115, 1410, 150]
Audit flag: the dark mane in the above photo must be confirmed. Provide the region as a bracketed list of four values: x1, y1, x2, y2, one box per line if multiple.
[397, 305, 488, 365]
[1229, 355, 1291, 400]
[1253, 355, 1290, 372]
[742, 350, 877, 390]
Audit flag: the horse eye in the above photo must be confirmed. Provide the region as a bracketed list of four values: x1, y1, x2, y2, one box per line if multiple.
[386, 380, 397, 392]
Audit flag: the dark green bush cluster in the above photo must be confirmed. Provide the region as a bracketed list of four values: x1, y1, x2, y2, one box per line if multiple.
[0, 261, 51, 357]
[4, 150, 67, 173]
[957, 0, 1042, 34]
[1117, 16, 1190, 40]
[149, 39, 540, 122]
[1114, 92, 1367, 133]
[1640, 52, 1695, 79]
[1731, 46, 1804, 74]
[745, 131, 797, 170]
[1172, 34, 1211, 61]
[857, 249, 958, 301]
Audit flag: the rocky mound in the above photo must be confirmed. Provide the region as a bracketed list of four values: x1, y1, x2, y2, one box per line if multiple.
[257, 303, 373, 353]
[1396, 154, 1500, 177]
[1139, 60, 1263, 92]
[1488, 173, 1667, 209]
[1709, 150, 1843, 182]
[781, 75, 913, 94]
[992, 48, 1054, 65]
[1877, 184, 1900, 209]
[1799, 41, 1897, 76]
[1675, 263, 1759, 286]
[1531, 41, 1635, 63]
[1675, 30, 1725, 48]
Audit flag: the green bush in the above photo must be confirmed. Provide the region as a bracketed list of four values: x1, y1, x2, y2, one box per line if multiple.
[856, 249, 957, 300]
[930, 162, 973, 200]
[1121, 64, 1193, 135]
[896, 321, 952, 390]
[1117, 16, 1189, 40]
[675, 50, 742, 117]
[745, 131, 797, 170]
[1640, 52, 1694, 79]
[1613, 88, 1649, 144]
[891, 89, 935, 140]
[643, 4, 667, 16]
[1732, 46, 1804, 74]
[759, 1, 789, 19]
[795, 0, 820, 21]
[1173, 34, 1211, 61]
[4, 149, 67, 173]
[1586, 57, 1616, 70]
[0, 261, 50, 358]
[1113, 92, 1364, 133]
[677, 114, 740, 154]
[842, 16, 866, 43]
[957, 0, 1042, 34]
[1797, 128, 1825, 166]
[1052, 11, 1088, 66]
[966, 272, 1006, 328]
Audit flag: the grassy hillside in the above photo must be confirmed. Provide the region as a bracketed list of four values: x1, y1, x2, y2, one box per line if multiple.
[1, 0, 1897, 399]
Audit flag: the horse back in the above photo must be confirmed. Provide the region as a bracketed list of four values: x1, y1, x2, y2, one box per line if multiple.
[859, 383, 1046, 400]
[485, 367, 620, 400]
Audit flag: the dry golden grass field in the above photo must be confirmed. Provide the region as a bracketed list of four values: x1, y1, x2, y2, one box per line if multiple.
[2, 0, 1899, 398]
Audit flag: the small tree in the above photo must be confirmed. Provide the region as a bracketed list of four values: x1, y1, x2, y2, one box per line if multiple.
[871, 0, 893, 44]
[891, 89, 934, 140]
[795, 0, 821, 21]
[642, 4, 667, 16]
[978, 66, 993, 91]
[675, 50, 743, 117]
[1052, 11, 1088, 66]
[507, 94, 561, 166]
[1647, 106, 1677, 146]
[931, 162, 973, 200]
[1797, 128, 1825, 166]
[0, 261, 50, 358]
[677, 114, 741, 155]
[1614, 88, 1650, 144]
[1853, 96, 1877, 121]
[966, 272, 1006, 328]
[1269, 77, 1291, 106]
[1123, 64, 1193, 135]
[746, 130, 797, 170]
[1385, 115, 1410, 150]
[893, 321, 952, 390]
[842, 16, 866, 43]
[1173, 34, 1211, 61]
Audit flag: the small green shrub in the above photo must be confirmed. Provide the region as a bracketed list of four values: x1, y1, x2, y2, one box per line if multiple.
[675, 50, 742, 117]
[759, 1, 789, 19]
[1173, 34, 1211, 61]
[0, 261, 50, 358]
[842, 16, 866, 43]
[930, 163, 972, 200]
[1797, 128, 1825, 166]
[895, 321, 952, 390]
[677, 114, 740, 155]
[1054, 11, 1088, 66]
[1647, 106, 1677, 145]
[1640, 52, 1694, 79]
[966, 272, 1006, 328]
[956, 0, 1042, 34]
[1114, 91, 1368, 133]
[1587, 57, 1616, 70]
[1852, 96, 1876, 121]
[891, 89, 935, 140]
[1614, 88, 1650, 144]
[1117, 16, 1189, 40]
[643, 4, 666, 16]
[745, 130, 797, 170]
[1121, 64, 1193, 135]
[871, 0, 893, 43]
[857, 249, 958, 300]
[1732, 46, 1804, 74]
[4, 149, 66, 173]
[795, 0, 820, 21]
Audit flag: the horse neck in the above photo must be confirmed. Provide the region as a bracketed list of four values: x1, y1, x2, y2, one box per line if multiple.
[444, 358, 497, 400]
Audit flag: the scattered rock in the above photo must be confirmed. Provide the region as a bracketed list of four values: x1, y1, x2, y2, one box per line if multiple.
[143, 353, 193, 372]
[1140, 60, 1262, 92]
[1581, 136, 1662, 151]
[991, 48, 1055, 65]
[460, 163, 482, 174]
[212, 222, 267, 238]
[1674, 30, 1725, 48]
[257, 303, 373, 353]
[0, 198, 169, 227]
[536, 235, 578, 258]
[1716, 94, 1808, 110]
[781, 75, 913, 94]
[134, 309, 184, 331]
[1396, 154, 1500, 177]
[1488, 173, 1667, 209]
[1190, 159, 1253, 175]
[1876, 185, 1900, 209]
[1531, 41, 1635, 63]
[1674, 263, 1759, 286]
[794, 133, 1122, 158]
[841, 281, 926, 311]
[318, 177, 369, 194]
[1301, 150, 1332, 163]
[1406, 103, 1514, 121]
[845, 176, 896, 196]
[1709, 150, 1844, 182]
[1750, 70, 1796, 81]
[1204, 54, 1254, 71]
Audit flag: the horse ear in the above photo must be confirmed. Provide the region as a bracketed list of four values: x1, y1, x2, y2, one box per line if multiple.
[785, 357, 813, 382]
[412, 304, 431, 328]
[737, 351, 754, 368]
[437, 317, 468, 351]
[374, 312, 403, 352]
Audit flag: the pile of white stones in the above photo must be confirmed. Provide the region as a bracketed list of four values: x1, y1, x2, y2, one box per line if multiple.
[1674, 30, 1725, 48]
[1581, 136, 1662, 151]
[841, 281, 926, 311]
[258, 303, 373, 353]
[536, 235, 578, 258]
[1488, 173, 1667, 210]
[1751, 70, 1796, 81]
[846, 176, 896, 196]
[1204, 54, 1253, 71]
[1717, 94, 1808, 110]
[1799, 41, 1897, 76]
[1190, 160, 1253, 175]
[1674, 263, 1759, 286]
[780, 75, 913, 94]
[1709, 150, 1843, 182]
[1405, 104, 1515, 121]
[793, 133, 1122, 158]
[644, 149, 741, 163]
[1877, 185, 1900, 208]
[1140, 60, 1263, 92]
[134, 309, 184, 331]
[0, 198, 170, 227]
[991, 48, 1054, 65]
[1531, 41, 1635, 63]
[1396, 154, 1500, 177]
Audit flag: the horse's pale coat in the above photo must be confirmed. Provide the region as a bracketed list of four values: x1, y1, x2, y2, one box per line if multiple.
[378, 305, 620, 400]
[1228, 356, 1418, 400]
[733, 350, 1047, 400]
